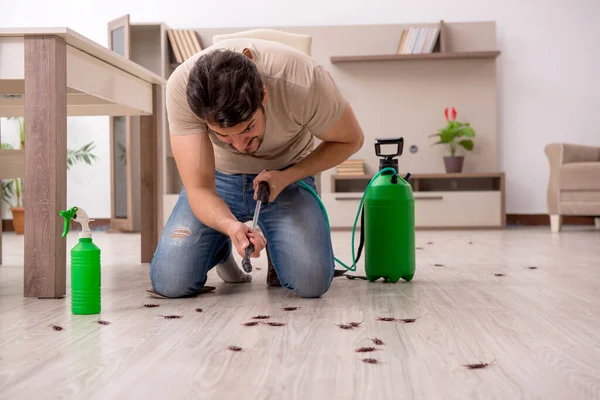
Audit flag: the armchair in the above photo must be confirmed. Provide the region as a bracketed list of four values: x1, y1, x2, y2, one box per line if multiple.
[545, 143, 600, 232]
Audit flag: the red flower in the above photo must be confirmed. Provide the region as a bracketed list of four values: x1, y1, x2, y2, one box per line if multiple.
[444, 107, 449, 121]
[451, 107, 457, 121]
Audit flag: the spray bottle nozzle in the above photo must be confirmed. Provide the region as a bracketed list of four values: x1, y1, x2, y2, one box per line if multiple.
[59, 206, 78, 237]
[59, 206, 93, 238]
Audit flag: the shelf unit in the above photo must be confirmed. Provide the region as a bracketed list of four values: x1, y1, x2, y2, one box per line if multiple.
[330, 50, 500, 63]
[107, 15, 183, 230]
[325, 173, 506, 229]
[330, 20, 500, 64]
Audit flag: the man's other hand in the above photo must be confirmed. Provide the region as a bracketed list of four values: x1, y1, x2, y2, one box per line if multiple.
[253, 169, 292, 203]
[225, 220, 267, 258]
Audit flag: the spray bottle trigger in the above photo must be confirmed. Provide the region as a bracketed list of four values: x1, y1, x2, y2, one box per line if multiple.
[58, 206, 78, 237]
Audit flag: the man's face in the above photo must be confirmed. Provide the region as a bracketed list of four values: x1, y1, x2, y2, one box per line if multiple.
[207, 106, 267, 155]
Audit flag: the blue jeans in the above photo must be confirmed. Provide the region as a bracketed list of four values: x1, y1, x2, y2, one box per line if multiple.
[149, 171, 335, 298]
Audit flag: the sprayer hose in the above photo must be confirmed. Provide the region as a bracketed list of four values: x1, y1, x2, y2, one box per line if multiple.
[297, 167, 398, 272]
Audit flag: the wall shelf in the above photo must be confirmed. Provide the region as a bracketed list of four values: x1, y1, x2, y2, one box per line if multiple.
[330, 50, 500, 63]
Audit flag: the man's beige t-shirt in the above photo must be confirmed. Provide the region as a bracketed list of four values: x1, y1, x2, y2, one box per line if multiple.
[166, 38, 347, 175]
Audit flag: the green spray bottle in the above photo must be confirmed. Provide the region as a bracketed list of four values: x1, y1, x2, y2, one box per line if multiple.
[363, 138, 415, 283]
[59, 206, 101, 315]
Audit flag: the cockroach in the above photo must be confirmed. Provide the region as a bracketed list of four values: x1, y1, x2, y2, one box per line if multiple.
[228, 346, 242, 352]
[434, 263, 445, 267]
[252, 315, 270, 319]
[416, 247, 424, 250]
[463, 359, 496, 369]
[242, 321, 260, 326]
[48, 323, 63, 331]
[143, 303, 160, 308]
[371, 337, 385, 345]
[469, 241, 473, 244]
[427, 241, 434, 245]
[195, 308, 203, 313]
[398, 317, 419, 323]
[494, 273, 505, 277]
[355, 347, 380, 352]
[347, 321, 363, 327]
[335, 323, 355, 330]
[528, 266, 538, 270]
[95, 319, 111, 325]
[281, 307, 299, 311]
[159, 315, 183, 319]
[376, 317, 396, 322]
[361, 358, 379, 364]
[263, 322, 286, 327]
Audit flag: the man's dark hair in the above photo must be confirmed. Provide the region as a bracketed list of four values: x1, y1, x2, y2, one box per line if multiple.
[186, 49, 265, 128]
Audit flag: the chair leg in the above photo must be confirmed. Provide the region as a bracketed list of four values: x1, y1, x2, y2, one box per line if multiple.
[550, 214, 562, 232]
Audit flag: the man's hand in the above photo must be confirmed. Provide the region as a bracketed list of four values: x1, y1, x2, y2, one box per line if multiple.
[225, 220, 267, 258]
[252, 169, 292, 203]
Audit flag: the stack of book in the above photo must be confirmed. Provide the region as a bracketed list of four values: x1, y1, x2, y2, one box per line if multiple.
[167, 29, 202, 64]
[397, 26, 440, 55]
[336, 159, 365, 175]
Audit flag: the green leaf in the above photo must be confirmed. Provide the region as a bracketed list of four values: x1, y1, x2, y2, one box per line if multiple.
[459, 126, 475, 137]
[440, 130, 456, 143]
[459, 139, 474, 151]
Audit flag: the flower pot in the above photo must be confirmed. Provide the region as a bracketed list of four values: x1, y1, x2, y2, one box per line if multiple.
[443, 156, 464, 173]
[10, 207, 24, 235]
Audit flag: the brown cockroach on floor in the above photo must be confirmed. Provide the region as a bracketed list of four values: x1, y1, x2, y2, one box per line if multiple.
[335, 323, 355, 330]
[463, 359, 496, 369]
[376, 317, 396, 322]
[195, 308, 203, 313]
[281, 307, 300, 311]
[242, 321, 260, 326]
[494, 273, 505, 277]
[398, 318, 418, 323]
[95, 319, 111, 325]
[228, 346, 242, 351]
[434, 263, 445, 267]
[263, 322, 286, 327]
[142, 303, 160, 308]
[48, 323, 63, 331]
[370, 337, 385, 345]
[527, 266, 538, 270]
[355, 347, 380, 352]
[252, 315, 270, 319]
[361, 358, 380, 364]
[159, 314, 183, 319]
[347, 321, 363, 327]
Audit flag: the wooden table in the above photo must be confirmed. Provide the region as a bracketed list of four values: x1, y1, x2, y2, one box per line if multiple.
[0, 27, 166, 298]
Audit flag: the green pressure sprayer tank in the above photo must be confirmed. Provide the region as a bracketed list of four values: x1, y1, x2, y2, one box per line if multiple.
[364, 138, 415, 283]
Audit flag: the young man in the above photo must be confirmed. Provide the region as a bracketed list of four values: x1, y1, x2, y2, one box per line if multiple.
[150, 37, 364, 298]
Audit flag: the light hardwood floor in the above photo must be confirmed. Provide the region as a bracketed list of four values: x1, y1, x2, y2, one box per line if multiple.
[1, 227, 599, 399]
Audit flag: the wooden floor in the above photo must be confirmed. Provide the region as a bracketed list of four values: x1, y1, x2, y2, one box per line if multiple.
[1, 226, 599, 399]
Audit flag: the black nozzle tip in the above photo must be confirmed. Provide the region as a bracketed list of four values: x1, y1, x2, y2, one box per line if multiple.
[241, 258, 252, 273]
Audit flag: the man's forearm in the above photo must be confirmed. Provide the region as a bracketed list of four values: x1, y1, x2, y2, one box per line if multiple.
[283, 140, 361, 183]
[186, 187, 238, 235]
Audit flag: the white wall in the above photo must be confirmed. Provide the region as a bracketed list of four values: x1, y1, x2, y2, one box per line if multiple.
[1, 0, 599, 215]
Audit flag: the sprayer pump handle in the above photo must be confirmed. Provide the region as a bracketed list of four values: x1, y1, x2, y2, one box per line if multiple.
[375, 137, 404, 158]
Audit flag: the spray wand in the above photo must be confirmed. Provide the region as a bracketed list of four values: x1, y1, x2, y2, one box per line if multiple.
[241, 181, 270, 273]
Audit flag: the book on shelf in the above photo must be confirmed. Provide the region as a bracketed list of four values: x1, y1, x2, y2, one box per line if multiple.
[336, 159, 365, 175]
[167, 29, 202, 64]
[397, 26, 440, 55]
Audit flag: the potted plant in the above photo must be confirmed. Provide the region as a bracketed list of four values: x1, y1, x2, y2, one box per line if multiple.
[1, 117, 97, 234]
[430, 106, 475, 173]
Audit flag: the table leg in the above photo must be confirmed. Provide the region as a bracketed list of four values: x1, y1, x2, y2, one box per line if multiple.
[140, 84, 163, 263]
[23, 35, 67, 298]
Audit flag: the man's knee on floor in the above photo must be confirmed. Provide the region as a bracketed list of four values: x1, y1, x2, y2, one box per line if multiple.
[291, 265, 334, 298]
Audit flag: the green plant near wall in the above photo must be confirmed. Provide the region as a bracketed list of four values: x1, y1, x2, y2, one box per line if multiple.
[1, 117, 98, 209]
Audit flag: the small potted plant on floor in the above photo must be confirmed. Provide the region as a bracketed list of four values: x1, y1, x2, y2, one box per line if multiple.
[430, 106, 475, 173]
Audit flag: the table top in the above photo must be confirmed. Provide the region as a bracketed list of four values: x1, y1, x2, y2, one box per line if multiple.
[0, 27, 166, 86]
